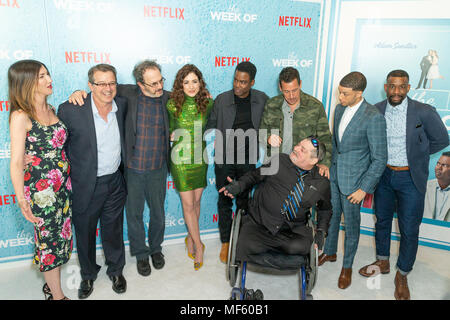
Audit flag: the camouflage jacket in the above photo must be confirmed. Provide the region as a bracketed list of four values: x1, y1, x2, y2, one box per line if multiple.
[259, 91, 332, 167]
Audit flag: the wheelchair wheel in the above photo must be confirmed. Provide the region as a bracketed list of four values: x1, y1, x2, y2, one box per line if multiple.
[306, 246, 318, 294]
[229, 287, 241, 300]
[226, 209, 242, 287]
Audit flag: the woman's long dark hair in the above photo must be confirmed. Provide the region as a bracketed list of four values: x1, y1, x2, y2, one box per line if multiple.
[8, 59, 49, 122]
[170, 64, 209, 117]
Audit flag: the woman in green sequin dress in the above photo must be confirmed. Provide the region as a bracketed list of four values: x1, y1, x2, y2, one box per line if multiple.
[167, 64, 213, 270]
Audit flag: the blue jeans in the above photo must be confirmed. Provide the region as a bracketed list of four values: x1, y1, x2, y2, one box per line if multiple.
[374, 168, 425, 274]
[323, 181, 362, 268]
[125, 167, 167, 260]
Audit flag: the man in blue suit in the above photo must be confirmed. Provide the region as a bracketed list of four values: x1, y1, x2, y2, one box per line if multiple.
[318, 72, 387, 290]
[359, 70, 449, 300]
[58, 64, 128, 299]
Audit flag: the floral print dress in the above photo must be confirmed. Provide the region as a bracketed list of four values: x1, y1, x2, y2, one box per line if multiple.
[24, 118, 72, 272]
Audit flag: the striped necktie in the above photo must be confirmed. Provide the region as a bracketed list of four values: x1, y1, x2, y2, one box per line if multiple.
[281, 168, 308, 221]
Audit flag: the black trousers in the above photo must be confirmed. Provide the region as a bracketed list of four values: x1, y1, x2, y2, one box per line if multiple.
[72, 170, 127, 281]
[236, 215, 313, 262]
[215, 163, 255, 243]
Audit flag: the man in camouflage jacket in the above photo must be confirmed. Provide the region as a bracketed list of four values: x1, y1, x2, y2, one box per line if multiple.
[259, 67, 332, 173]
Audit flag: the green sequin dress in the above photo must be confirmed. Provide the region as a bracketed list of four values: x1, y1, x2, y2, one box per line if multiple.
[167, 95, 213, 192]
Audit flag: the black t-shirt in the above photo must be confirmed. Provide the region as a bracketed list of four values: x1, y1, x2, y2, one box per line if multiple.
[231, 93, 254, 163]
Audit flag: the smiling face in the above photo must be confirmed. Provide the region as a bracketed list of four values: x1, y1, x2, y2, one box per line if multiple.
[182, 72, 200, 97]
[289, 138, 319, 170]
[35, 65, 53, 98]
[384, 76, 410, 106]
[88, 70, 117, 106]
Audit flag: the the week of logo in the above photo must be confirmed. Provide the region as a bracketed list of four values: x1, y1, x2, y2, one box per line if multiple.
[0, 0, 323, 262]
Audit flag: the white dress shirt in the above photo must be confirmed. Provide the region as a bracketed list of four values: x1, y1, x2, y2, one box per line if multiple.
[91, 96, 121, 177]
[338, 98, 363, 142]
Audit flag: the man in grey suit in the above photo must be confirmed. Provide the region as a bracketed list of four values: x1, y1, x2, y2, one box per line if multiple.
[424, 152, 450, 221]
[69, 60, 170, 277]
[318, 72, 387, 290]
[205, 61, 268, 263]
[359, 69, 448, 300]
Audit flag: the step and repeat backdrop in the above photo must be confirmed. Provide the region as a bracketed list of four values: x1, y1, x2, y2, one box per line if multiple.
[325, 0, 450, 250]
[0, 0, 323, 263]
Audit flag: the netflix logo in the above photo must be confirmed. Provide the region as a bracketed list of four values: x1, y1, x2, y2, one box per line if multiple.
[215, 56, 250, 67]
[65, 51, 111, 64]
[144, 6, 184, 20]
[0, 0, 19, 8]
[0, 194, 17, 206]
[167, 180, 176, 190]
[279, 16, 312, 29]
[0, 100, 10, 112]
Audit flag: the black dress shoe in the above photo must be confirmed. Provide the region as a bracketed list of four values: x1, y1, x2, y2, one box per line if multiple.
[109, 274, 127, 294]
[151, 252, 165, 270]
[137, 258, 151, 276]
[78, 279, 94, 299]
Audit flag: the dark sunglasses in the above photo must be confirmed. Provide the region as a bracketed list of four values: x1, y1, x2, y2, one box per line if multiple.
[308, 135, 319, 149]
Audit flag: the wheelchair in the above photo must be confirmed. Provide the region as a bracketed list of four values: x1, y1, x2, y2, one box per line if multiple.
[226, 209, 318, 300]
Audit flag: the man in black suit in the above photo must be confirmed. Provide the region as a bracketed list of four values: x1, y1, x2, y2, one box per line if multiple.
[416, 50, 432, 89]
[205, 61, 268, 263]
[58, 64, 128, 299]
[69, 60, 171, 277]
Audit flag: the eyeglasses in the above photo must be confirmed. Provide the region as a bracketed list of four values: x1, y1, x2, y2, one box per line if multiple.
[142, 77, 165, 88]
[436, 161, 450, 169]
[92, 81, 117, 88]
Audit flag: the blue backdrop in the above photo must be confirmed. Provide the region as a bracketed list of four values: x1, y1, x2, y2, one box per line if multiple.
[0, 0, 323, 263]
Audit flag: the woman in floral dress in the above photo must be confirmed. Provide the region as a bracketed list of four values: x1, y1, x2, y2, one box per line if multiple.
[9, 60, 72, 300]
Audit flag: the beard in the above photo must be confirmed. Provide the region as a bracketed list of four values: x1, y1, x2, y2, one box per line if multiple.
[388, 95, 406, 106]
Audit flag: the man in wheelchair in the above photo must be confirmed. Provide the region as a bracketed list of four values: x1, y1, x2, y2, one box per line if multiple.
[219, 136, 332, 267]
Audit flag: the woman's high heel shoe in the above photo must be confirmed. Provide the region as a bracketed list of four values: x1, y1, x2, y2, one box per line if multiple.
[43, 283, 52, 300]
[185, 236, 195, 260]
[194, 243, 205, 271]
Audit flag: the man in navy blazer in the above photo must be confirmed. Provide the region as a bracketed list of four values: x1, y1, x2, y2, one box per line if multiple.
[319, 72, 387, 290]
[58, 64, 128, 299]
[359, 70, 449, 300]
[68, 61, 171, 277]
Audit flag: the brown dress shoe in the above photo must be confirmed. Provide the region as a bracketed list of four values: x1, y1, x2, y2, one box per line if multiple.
[394, 271, 410, 300]
[359, 260, 390, 277]
[219, 242, 229, 264]
[318, 253, 337, 266]
[338, 268, 352, 289]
